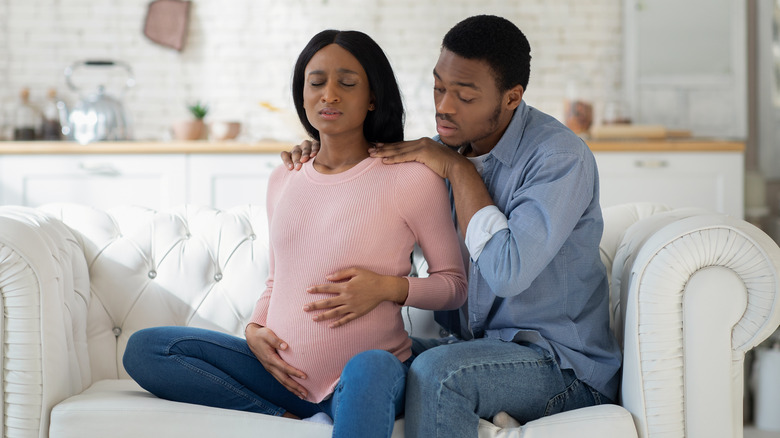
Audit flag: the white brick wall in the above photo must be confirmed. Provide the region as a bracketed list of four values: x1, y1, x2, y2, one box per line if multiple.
[0, 0, 623, 142]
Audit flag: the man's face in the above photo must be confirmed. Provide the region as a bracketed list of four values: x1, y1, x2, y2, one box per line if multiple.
[433, 49, 514, 153]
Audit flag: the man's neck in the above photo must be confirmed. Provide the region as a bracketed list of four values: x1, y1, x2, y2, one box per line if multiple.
[466, 108, 517, 157]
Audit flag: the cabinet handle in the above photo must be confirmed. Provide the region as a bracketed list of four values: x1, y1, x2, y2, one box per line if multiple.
[78, 161, 121, 177]
[634, 159, 669, 168]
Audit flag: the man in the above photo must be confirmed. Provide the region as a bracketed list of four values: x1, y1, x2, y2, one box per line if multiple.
[283, 15, 621, 437]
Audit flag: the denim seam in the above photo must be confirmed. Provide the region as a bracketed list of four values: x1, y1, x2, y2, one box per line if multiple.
[386, 370, 406, 434]
[166, 336, 286, 416]
[435, 356, 553, 437]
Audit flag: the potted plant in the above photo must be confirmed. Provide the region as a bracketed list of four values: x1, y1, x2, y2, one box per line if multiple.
[172, 101, 209, 140]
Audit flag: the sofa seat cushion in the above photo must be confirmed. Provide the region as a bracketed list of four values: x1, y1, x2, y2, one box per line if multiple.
[50, 380, 636, 438]
[49, 379, 336, 438]
[514, 405, 637, 438]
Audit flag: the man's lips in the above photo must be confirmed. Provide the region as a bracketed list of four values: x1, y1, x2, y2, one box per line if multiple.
[436, 120, 458, 137]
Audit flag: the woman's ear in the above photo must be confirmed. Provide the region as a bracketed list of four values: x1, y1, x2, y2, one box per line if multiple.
[505, 85, 524, 110]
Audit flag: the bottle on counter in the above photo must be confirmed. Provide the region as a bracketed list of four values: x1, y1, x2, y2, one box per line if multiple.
[41, 88, 64, 140]
[13, 88, 41, 140]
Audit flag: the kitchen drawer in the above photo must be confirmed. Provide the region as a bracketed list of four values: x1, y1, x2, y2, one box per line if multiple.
[593, 151, 744, 218]
[0, 154, 187, 210]
[188, 154, 280, 211]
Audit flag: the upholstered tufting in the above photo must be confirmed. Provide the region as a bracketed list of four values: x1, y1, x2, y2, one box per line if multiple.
[39, 204, 270, 382]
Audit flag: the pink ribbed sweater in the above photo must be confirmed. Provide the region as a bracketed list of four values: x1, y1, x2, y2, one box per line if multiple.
[250, 157, 467, 402]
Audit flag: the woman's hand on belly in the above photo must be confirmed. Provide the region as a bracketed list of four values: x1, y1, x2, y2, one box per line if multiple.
[245, 323, 308, 399]
[303, 267, 409, 328]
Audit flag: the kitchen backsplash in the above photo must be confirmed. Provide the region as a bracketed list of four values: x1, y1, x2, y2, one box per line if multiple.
[0, 0, 623, 141]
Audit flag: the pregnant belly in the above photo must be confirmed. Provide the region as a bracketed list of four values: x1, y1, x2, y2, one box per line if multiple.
[267, 302, 407, 402]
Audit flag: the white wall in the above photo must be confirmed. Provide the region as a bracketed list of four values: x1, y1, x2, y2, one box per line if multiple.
[0, 0, 623, 142]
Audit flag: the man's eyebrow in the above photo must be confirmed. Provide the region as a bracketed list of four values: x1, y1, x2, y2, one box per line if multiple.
[433, 68, 480, 91]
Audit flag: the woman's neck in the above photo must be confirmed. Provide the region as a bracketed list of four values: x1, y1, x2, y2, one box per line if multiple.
[313, 133, 371, 174]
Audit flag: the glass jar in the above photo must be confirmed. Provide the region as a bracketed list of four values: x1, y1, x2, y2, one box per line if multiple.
[41, 88, 63, 140]
[13, 88, 41, 140]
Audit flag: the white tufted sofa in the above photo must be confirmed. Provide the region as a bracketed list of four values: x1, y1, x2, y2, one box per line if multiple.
[0, 201, 779, 438]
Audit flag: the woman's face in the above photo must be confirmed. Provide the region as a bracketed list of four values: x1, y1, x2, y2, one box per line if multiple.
[303, 44, 373, 140]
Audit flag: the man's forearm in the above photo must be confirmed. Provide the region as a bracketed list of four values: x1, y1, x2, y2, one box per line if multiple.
[448, 159, 494, 239]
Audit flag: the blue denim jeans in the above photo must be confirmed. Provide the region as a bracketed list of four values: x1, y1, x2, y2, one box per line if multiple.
[405, 336, 613, 438]
[123, 326, 408, 438]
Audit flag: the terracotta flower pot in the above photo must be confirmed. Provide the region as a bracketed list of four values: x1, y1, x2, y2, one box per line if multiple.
[209, 121, 241, 141]
[172, 119, 205, 140]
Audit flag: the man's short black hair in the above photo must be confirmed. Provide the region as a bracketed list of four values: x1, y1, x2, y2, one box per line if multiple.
[442, 15, 531, 92]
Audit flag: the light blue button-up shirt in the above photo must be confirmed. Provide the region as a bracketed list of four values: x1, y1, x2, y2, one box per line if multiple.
[434, 101, 622, 399]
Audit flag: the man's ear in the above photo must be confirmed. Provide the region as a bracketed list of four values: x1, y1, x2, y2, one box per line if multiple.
[505, 85, 524, 110]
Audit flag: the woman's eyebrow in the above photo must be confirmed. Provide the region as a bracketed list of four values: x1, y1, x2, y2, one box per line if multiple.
[307, 68, 360, 76]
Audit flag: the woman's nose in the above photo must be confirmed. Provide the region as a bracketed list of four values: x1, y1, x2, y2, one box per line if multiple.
[321, 82, 340, 103]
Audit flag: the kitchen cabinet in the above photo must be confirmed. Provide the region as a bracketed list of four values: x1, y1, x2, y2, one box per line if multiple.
[0, 141, 288, 210]
[188, 154, 281, 210]
[0, 140, 744, 219]
[593, 150, 744, 218]
[0, 154, 187, 210]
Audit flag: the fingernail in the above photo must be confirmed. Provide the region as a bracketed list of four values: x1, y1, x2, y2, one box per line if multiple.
[303, 305, 310, 311]
[280, 342, 288, 349]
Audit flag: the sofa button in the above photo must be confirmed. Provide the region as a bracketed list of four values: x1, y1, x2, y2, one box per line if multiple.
[214, 273, 223, 282]
[148, 270, 157, 279]
[249, 234, 256, 240]
[113, 327, 122, 337]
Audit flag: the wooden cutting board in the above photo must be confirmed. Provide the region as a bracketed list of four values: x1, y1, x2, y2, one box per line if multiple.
[589, 124, 691, 140]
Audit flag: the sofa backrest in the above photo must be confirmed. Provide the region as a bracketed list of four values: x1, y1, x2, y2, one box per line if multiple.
[43, 204, 270, 382]
[43, 201, 674, 383]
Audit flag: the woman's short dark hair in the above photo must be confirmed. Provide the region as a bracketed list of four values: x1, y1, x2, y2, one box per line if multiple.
[292, 30, 404, 143]
[442, 15, 531, 92]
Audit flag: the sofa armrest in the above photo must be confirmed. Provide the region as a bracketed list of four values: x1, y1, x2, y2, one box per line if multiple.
[611, 209, 780, 438]
[0, 206, 91, 437]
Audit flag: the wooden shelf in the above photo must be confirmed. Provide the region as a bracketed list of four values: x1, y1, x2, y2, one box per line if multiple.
[0, 140, 294, 154]
[0, 139, 745, 154]
[586, 139, 745, 152]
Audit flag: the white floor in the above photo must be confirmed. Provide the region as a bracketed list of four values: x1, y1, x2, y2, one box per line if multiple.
[745, 426, 780, 437]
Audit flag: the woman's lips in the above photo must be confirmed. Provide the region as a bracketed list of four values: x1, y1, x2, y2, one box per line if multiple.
[319, 108, 342, 120]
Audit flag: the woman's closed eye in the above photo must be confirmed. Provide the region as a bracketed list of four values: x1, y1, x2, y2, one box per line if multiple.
[309, 80, 357, 88]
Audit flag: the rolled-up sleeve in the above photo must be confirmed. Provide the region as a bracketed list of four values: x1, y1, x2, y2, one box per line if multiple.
[464, 205, 508, 261]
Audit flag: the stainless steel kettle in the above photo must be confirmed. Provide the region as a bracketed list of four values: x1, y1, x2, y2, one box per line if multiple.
[61, 60, 135, 144]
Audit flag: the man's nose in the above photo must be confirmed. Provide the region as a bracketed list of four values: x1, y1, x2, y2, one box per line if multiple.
[435, 92, 455, 115]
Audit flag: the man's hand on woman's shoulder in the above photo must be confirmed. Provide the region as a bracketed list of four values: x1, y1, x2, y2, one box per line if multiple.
[281, 140, 319, 170]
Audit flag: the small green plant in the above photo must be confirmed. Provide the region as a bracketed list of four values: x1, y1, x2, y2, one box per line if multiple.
[187, 101, 209, 120]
